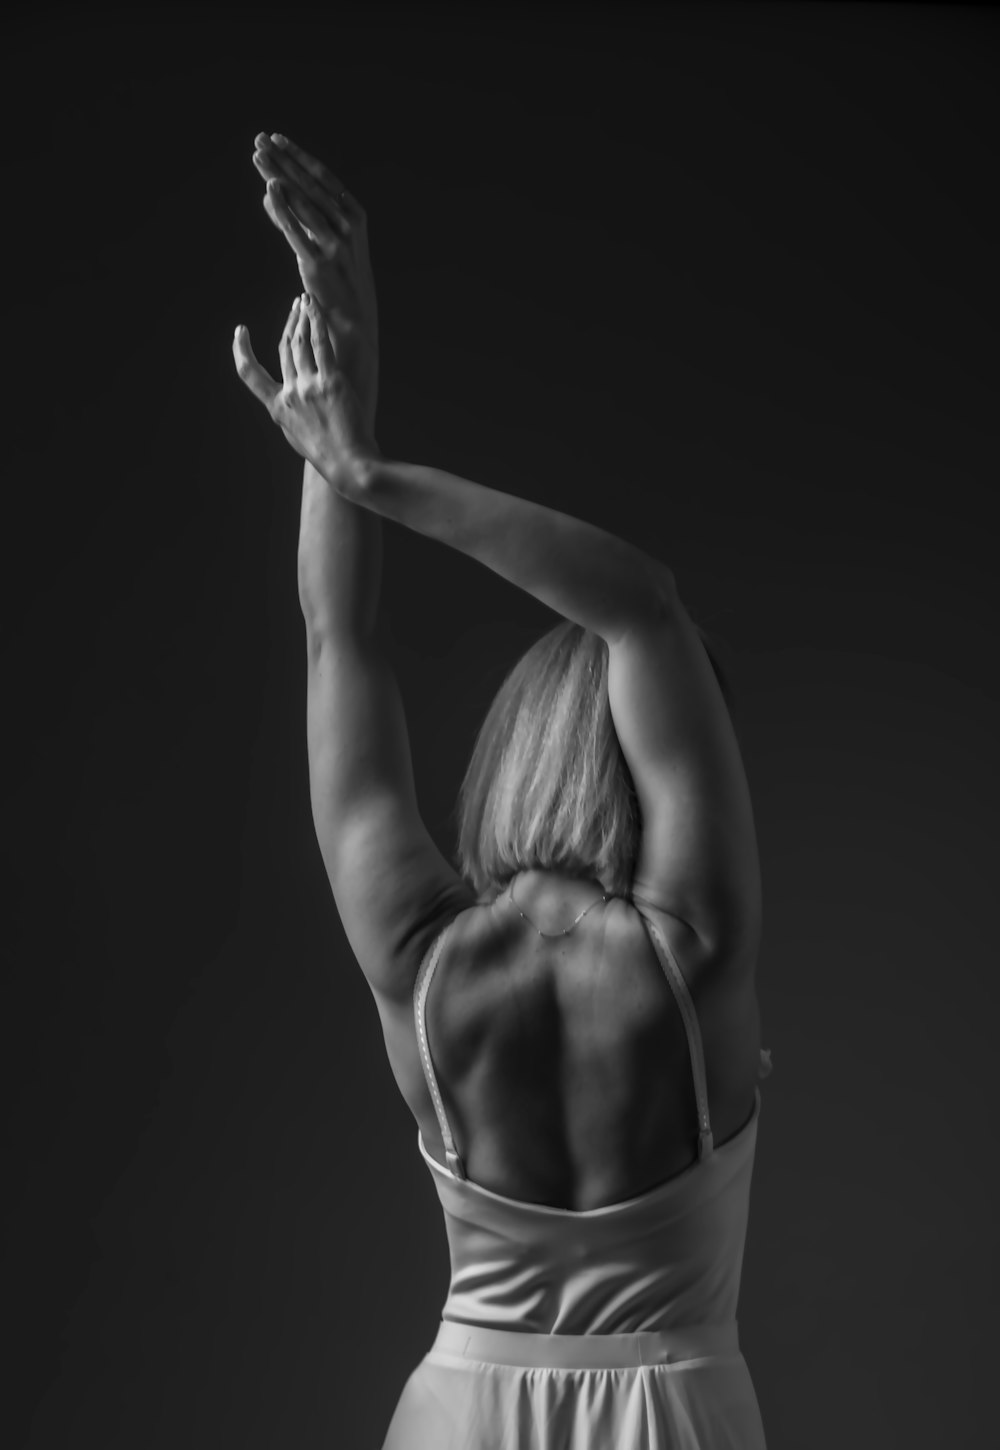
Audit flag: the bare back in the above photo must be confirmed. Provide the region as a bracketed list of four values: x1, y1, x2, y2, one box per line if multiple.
[378, 871, 763, 1213]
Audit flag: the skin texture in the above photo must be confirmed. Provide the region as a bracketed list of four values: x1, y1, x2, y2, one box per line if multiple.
[230, 140, 765, 1212]
[235, 134, 385, 635]
[250, 133, 379, 432]
[235, 132, 382, 486]
[233, 292, 378, 490]
[233, 138, 667, 642]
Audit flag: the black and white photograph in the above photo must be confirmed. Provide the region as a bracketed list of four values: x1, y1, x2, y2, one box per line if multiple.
[7, 3, 997, 1446]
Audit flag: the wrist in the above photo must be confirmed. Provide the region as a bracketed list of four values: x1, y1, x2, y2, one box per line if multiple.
[312, 442, 383, 502]
[349, 446, 383, 494]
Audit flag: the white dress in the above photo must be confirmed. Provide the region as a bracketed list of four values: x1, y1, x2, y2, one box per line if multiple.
[381, 902, 773, 1449]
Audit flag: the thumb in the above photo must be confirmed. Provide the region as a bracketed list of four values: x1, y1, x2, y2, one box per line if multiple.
[232, 326, 280, 410]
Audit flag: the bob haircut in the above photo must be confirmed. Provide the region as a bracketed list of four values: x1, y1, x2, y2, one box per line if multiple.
[452, 617, 739, 905]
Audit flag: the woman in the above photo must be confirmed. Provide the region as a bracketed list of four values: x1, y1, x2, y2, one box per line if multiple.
[235, 133, 772, 1450]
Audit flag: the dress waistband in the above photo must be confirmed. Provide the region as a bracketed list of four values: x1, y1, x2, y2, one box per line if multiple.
[429, 1318, 740, 1369]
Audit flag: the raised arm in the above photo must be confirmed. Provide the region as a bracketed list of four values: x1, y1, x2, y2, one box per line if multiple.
[244, 133, 666, 644]
[352, 459, 669, 644]
[235, 151, 476, 1007]
[233, 143, 753, 1004]
[235, 295, 667, 647]
[608, 597, 762, 965]
[346, 457, 759, 963]
[247, 134, 383, 636]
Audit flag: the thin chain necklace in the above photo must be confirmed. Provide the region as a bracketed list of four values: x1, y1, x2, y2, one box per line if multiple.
[505, 874, 608, 938]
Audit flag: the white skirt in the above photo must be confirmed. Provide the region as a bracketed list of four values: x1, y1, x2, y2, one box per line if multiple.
[380, 1319, 768, 1449]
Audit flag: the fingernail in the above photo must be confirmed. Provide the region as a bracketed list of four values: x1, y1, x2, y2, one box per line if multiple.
[272, 133, 287, 147]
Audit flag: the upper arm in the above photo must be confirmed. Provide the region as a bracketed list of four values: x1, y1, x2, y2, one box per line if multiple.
[607, 576, 761, 957]
[305, 631, 476, 1002]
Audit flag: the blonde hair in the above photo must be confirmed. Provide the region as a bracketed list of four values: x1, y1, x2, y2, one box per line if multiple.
[451, 616, 737, 904]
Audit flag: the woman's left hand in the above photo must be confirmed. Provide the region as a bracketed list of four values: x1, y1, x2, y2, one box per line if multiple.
[233, 293, 380, 491]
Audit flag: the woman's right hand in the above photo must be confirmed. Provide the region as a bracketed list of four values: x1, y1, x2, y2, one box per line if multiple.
[252, 134, 379, 415]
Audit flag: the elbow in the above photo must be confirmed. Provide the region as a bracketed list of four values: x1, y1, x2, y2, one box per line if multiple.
[643, 556, 678, 616]
[602, 556, 675, 645]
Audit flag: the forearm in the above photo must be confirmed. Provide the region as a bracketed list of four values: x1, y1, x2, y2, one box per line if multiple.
[334, 334, 379, 440]
[297, 344, 382, 641]
[352, 458, 669, 642]
[298, 460, 382, 642]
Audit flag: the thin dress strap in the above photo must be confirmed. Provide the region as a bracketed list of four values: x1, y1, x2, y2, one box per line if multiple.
[414, 902, 770, 1184]
[633, 904, 715, 1162]
[413, 918, 467, 1180]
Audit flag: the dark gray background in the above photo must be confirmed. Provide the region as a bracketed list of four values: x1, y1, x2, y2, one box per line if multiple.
[6, 3, 997, 1446]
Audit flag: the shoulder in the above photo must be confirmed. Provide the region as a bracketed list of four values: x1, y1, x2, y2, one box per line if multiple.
[621, 892, 716, 977]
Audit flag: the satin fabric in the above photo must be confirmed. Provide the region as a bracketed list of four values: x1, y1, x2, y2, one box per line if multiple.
[381, 900, 771, 1449]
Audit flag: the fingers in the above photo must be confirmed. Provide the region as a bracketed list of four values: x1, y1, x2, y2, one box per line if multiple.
[263, 179, 317, 260]
[306, 296, 339, 380]
[266, 132, 349, 199]
[234, 297, 325, 417]
[253, 133, 358, 231]
[263, 186, 312, 245]
[269, 183, 332, 247]
[292, 295, 317, 375]
[255, 150, 343, 246]
[232, 326, 281, 410]
[279, 297, 300, 387]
